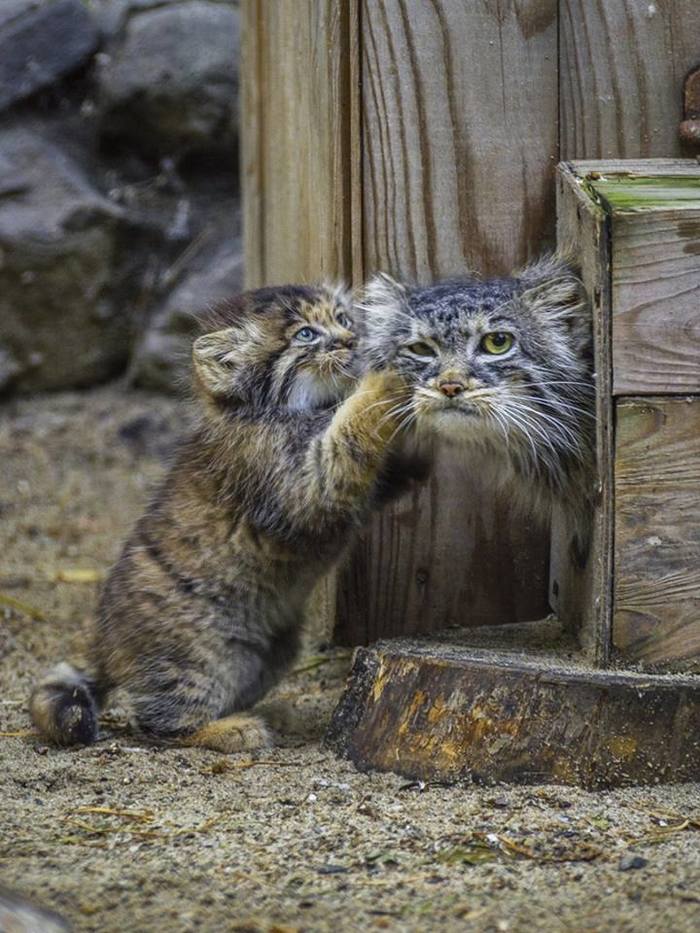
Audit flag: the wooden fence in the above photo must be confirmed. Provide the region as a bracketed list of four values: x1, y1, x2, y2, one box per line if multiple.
[241, 0, 700, 645]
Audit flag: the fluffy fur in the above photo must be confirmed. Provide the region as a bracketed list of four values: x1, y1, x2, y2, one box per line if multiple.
[31, 283, 413, 751]
[358, 255, 595, 526]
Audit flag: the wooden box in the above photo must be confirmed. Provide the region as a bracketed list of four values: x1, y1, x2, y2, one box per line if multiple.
[554, 159, 700, 674]
[328, 161, 700, 786]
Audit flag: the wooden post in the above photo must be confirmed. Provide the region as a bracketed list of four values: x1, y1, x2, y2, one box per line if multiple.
[328, 161, 700, 786]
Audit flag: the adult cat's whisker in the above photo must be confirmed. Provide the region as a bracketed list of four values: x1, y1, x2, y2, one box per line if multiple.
[502, 405, 563, 462]
[387, 408, 419, 444]
[362, 390, 414, 414]
[378, 401, 416, 429]
[513, 396, 597, 422]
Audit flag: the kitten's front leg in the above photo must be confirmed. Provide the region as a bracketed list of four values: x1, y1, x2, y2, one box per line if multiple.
[308, 369, 413, 509]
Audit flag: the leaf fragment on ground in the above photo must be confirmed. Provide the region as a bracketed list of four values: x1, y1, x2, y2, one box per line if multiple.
[49, 568, 105, 584]
[0, 593, 47, 621]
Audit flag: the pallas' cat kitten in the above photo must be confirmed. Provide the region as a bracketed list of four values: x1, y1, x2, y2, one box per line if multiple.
[31, 284, 410, 752]
[359, 255, 595, 524]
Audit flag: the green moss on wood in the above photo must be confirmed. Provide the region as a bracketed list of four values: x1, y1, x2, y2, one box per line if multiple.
[582, 174, 700, 213]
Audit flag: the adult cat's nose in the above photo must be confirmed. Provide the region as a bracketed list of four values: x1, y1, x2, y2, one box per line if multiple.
[439, 381, 464, 398]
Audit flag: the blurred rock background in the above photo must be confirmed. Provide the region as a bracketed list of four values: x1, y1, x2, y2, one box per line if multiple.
[0, 0, 243, 395]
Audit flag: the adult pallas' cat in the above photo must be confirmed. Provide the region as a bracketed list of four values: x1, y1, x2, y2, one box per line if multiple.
[359, 255, 595, 527]
[31, 284, 411, 752]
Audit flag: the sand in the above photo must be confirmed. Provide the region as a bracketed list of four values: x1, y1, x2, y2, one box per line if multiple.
[1, 386, 699, 933]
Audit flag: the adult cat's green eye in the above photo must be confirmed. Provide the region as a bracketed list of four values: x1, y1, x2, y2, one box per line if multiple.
[294, 326, 319, 343]
[481, 332, 514, 355]
[406, 341, 437, 358]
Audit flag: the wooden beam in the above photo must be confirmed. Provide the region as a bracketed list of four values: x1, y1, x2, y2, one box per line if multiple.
[240, 0, 360, 644]
[240, 0, 359, 288]
[335, 0, 558, 643]
[550, 162, 614, 664]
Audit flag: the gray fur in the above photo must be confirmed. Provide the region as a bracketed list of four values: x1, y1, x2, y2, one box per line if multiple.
[357, 255, 596, 525]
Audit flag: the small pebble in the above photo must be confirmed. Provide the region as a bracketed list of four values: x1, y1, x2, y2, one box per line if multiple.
[619, 853, 648, 871]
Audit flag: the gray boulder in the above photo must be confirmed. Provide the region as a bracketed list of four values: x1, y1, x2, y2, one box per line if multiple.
[97, 0, 240, 157]
[0, 0, 99, 111]
[130, 238, 243, 392]
[0, 125, 161, 393]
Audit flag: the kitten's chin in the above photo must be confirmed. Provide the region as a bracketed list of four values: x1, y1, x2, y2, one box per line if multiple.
[286, 371, 351, 411]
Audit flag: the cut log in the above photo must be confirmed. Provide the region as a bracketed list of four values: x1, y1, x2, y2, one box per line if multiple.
[326, 621, 700, 788]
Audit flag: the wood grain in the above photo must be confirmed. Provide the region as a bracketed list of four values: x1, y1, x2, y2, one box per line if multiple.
[326, 637, 700, 787]
[611, 208, 700, 395]
[241, 0, 359, 288]
[614, 398, 700, 672]
[241, 1, 359, 645]
[335, 0, 558, 643]
[560, 0, 700, 159]
[550, 162, 614, 665]
[361, 0, 559, 278]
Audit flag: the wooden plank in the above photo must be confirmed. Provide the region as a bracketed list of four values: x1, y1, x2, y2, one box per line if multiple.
[240, 0, 358, 287]
[611, 207, 700, 395]
[326, 633, 700, 787]
[337, 448, 550, 644]
[240, 1, 359, 645]
[360, 0, 559, 278]
[549, 162, 614, 665]
[560, 0, 700, 159]
[570, 159, 700, 177]
[335, 0, 558, 643]
[613, 397, 700, 672]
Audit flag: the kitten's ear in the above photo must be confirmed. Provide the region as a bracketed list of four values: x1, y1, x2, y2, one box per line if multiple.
[192, 328, 237, 397]
[516, 254, 588, 322]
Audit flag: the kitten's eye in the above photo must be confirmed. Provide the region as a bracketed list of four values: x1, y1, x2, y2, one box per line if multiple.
[481, 332, 514, 355]
[406, 341, 437, 359]
[294, 326, 320, 343]
[336, 312, 352, 330]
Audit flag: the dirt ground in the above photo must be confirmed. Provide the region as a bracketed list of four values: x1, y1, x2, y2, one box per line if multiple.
[1, 386, 699, 933]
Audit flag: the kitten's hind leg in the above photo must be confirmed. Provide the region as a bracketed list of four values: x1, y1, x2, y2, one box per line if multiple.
[181, 713, 272, 754]
[127, 680, 272, 753]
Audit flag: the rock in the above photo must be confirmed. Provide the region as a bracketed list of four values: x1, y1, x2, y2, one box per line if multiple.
[0, 0, 99, 111]
[618, 853, 648, 872]
[0, 346, 25, 392]
[0, 124, 162, 393]
[97, 1, 240, 157]
[0, 884, 70, 932]
[130, 238, 243, 392]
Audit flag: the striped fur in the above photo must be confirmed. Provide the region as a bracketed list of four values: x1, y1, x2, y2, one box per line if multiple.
[358, 255, 596, 529]
[31, 284, 414, 751]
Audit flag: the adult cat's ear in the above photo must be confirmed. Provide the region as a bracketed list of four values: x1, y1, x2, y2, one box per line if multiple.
[516, 254, 587, 321]
[516, 254, 590, 351]
[359, 273, 407, 317]
[192, 328, 238, 397]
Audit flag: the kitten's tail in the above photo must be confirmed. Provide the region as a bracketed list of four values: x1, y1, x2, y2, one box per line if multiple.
[30, 662, 101, 746]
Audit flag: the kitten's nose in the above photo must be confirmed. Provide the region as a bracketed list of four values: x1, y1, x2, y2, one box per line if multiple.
[329, 337, 354, 350]
[439, 381, 465, 398]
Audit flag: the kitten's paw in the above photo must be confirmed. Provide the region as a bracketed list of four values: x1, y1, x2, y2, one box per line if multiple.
[358, 368, 409, 402]
[184, 713, 272, 754]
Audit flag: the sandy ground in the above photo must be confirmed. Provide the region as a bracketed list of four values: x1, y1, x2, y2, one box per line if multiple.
[1, 386, 699, 933]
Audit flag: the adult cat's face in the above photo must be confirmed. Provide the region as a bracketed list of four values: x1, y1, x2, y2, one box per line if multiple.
[193, 284, 357, 410]
[359, 257, 593, 459]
